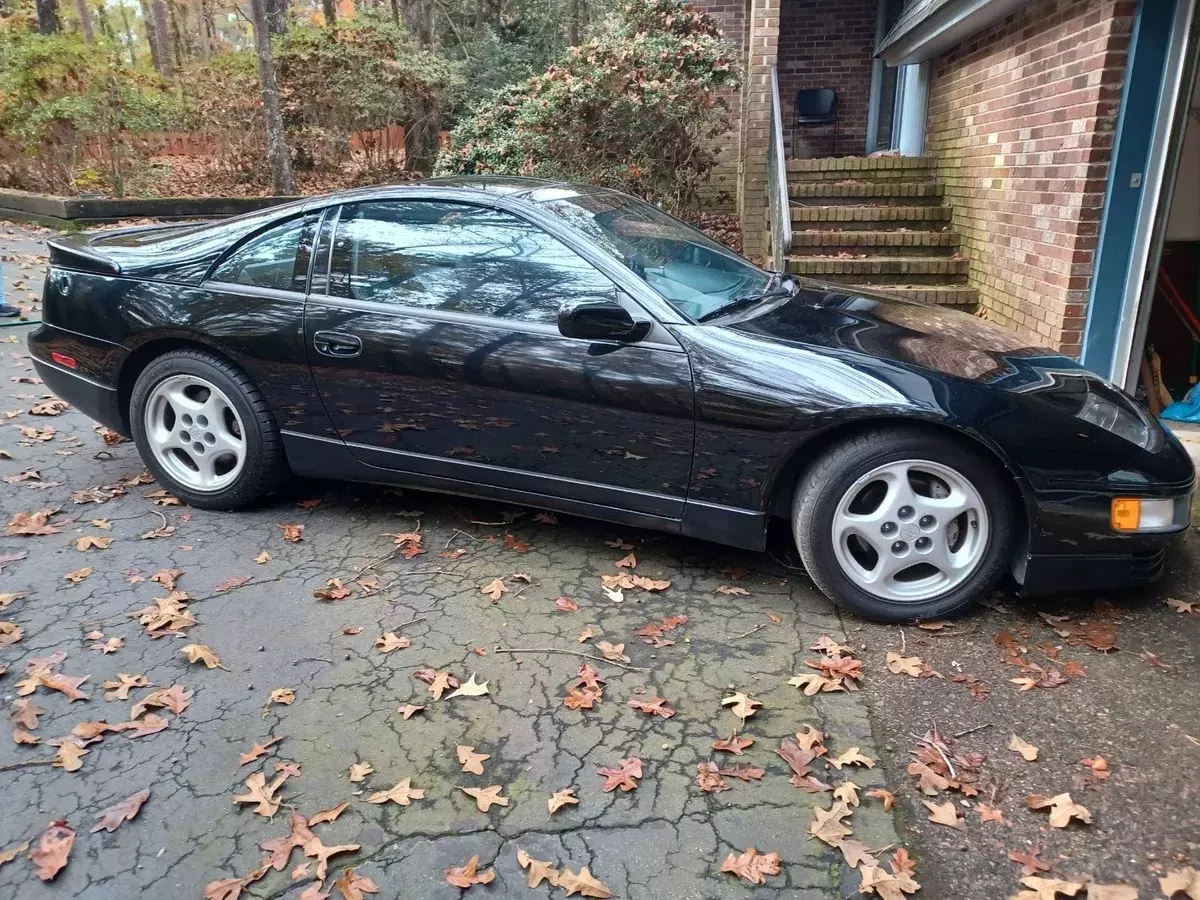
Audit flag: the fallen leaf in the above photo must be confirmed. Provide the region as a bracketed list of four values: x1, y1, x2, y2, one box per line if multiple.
[74, 535, 112, 551]
[1161, 867, 1200, 898]
[397, 704, 425, 720]
[923, 799, 966, 830]
[457, 745, 490, 775]
[1011, 876, 1085, 900]
[0, 840, 30, 866]
[517, 848, 560, 888]
[598, 757, 643, 792]
[713, 734, 754, 754]
[445, 855, 496, 889]
[343, 626, 363, 635]
[348, 761, 373, 783]
[716, 584, 749, 595]
[307, 802, 349, 826]
[215, 576, 251, 593]
[615, 552, 637, 568]
[268, 688, 296, 707]
[91, 789, 150, 833]
[240, 736, 284, 765]
[333, 869, 378, 900]
[40, 672, 90, 701]
[720, 847, 781, 885]
[548, 788, 578, 815]
[1009, 734, 1039, 761]
[462, 784, 509, 812]
[809, 800, 853, 845]
[481, 578, 507, 601]
[313, 578, 351, 601]
[596, 641, 630, 663]
[103, 674, 151, 701]
[29, 820, 75, 880]
[838, 839, 874, 869]
[180, 644, 227, 670]
[366, 777, 424, 806]
[1027, 793, 1091, 828]
[627, 696, 675, 718]
[885, 651, 925, 677]
[1008, 847, 1051, 876]
[131, 684, 192, 718]
[123, 713, 170, 738]
[64, 567, 93, 584]
[828, 747, 875, 770]
[721, 691, 761, 723]
[866, 788, 896, 811]
[834, 781, 861, 807]
[278, 523, 304, 542]
[557, 866, 613, 898]
[979, 803, 1006, 824]
[696, 761, 728, 793]
[578, 626, 596, 643]
[1080, 756, 1110, 781]
[54, 741, 89, 772]
[233, 771, 290, 817]
[255, 551, 271, 564]
[6, 508, 61, 536]
[445, 673, 489, 699]
[556, 597, 579, 612]
[375, 632, 411, 654]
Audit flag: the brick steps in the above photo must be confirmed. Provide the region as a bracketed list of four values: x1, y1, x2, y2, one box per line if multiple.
[790, 230, 959, 256]
[856, 285, 980, 306]
[786, 156, 939, 181]
[790, 204, 952, 227]
[789, 181, 942, 204]
[786, 255, 970, 282]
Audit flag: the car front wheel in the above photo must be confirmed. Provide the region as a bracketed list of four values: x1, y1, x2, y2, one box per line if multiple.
[129, 349, 288, 509]
[793, 428, 1015, 621]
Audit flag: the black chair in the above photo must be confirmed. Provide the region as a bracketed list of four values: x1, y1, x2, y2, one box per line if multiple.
[791, 88, 838, 158]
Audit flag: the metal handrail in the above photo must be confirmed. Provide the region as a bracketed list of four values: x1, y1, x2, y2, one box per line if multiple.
[767, 64, 793, 272]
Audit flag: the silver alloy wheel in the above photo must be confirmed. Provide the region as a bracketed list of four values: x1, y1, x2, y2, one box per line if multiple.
[830, 459, 989, 603]
[143, 374, 246, 493]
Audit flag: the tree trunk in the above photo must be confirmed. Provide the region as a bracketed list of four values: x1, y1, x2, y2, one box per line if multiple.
[566, 0, 578, 46]
[403, 0, 432, 45]
[36, 0, 60, 34]
[389, 0, 399, 24]
[197, 0, 213, 58]
[320, 0, 335, 26]
[403, 97, 439, 175]
[138, 0, 162, 70]
[75, 0, 95, 41]
[120, 2, 138, 65]
[151, 1, 174, 74]
[248, 0, 294, 195]
[167, 0, 187, 67]
[265, 0, 288, 35]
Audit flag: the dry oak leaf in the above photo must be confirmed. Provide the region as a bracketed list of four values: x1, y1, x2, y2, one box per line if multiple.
[596, 641, 630, 663]
[91, 636, 124, 654]
[1009, 734, 1040, 761]
[457, 744, 490, 775]
[29, 820, 75, 881]
[307, 802, 349, 826]
[714, 733, 754, 755]
[54, 741, 89, 772]
[132, 684, 192, 718]
[721, 691, 761, 723]
[697, 761, 728, 793]
[1008, 847, 1051, 876]
[313, 579, 351, 601]
[548, 788, 579, 816]
[1027, 793, 1092, 828]
[716, 584, 749, 595]
[1161, 867, 1200, 899]
[517, 848, 560, 888]
[1010, 877, 1086, 900]
[0, 620, 23, 648]
[375, 632, 411, 654]
[64, 567, 93, 584]
[719, 763, 766, 781]
[598, 756, 643, 792]
[233, 770, 290, 817]
[1165, 598, 1195, 614]
[13, 727, 40, 745]
[334, 869, 378, 900]
[556, 596, 579, 612]
[91, 789, 150, 833]
[445, 855, 496, 889]
[0, 840, 29, 866]
[627, 696, 676, 718]
[462, 785, 509, 812]
[809, 800, 853, 846]
[795, 724, 826, 750]
[397, 704, 425, 719]
[366, 777, 424, 807]
[838, 839, 875, 869]
[216, 576, 251, 593]
[268, 687, 296, 706]
[885, 652, 925, 677]
[867, 788, 896, 812]
[1080, 756, 1110, 780]
[254, 551, 271, 565]
[834, 780, 861, 807]
[75, 534, 112, 551]
[558, 866, 614, 898]
[6, 508, 62, 536]
[720, 847, 781, 885]
[180, 644, 228, 670]
[907, 760, 953, 795]
[446, 673, 489, 699]
[504, 533, 530, 553]
[278, 523, 304, 542]
[615, 552, 637, 569]
[40, 672, 90, 702]
[858, 860, 921, 899]
[578, 626, 596, 643]
[348, 761, 373, 783]
[788, 672, 843, 695]
[240, 736, 284, 765]
[123, 713, 170, 738]
[103, 674, 151, 701]
[481, 577, 508, 601]
[829, 747, 876, 770]
[923, 799, 966, 831]
[979, 803, 1007, 824]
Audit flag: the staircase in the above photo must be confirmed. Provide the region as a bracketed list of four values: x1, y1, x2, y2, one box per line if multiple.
[783, 156, 977, 308]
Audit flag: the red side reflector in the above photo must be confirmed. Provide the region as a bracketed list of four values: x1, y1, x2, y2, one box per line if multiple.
[50, 352, 77, 369]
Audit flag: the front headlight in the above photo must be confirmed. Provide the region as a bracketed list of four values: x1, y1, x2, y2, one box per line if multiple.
[1076, 391, 1153, 449]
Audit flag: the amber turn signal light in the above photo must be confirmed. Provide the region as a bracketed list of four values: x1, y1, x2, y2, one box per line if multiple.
[1110, 498, 1140, 531]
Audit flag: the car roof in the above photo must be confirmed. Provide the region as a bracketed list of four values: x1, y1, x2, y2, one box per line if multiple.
[320, 176, 607, 207]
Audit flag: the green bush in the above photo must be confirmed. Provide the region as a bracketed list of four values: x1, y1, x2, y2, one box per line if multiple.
[435, 0, 739, 207]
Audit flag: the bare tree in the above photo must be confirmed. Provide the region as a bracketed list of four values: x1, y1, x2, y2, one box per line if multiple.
[75, 0, 95, 41]
[320, 0, 335, 26]
[36, 0, 60, 33]
[151, 1, 174, 74]
[265, 0, 288, 36]
[248, 0, 294, 194]
[119, 2, 139, 64]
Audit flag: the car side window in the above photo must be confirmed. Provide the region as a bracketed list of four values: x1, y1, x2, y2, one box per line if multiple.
[211, 214, 316, 292]
[328, 200, 615, 324]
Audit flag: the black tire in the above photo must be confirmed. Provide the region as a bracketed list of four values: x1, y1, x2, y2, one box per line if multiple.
[793, 427, 1016, 622]
[129, 348, 288, 510]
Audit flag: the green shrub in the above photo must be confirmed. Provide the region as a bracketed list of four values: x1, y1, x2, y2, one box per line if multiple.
[435, 0, 739, 207]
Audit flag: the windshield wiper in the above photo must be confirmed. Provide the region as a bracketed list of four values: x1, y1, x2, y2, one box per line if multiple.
[697, 285, 792, 322]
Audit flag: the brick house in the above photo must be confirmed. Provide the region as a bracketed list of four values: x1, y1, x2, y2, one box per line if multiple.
[697, 0, 1200, 397]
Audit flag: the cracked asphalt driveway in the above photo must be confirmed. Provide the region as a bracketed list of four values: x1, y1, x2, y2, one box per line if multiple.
[0, 224, 902, 899]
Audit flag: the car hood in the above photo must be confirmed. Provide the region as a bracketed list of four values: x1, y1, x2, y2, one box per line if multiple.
[722, 280, 1088, 390]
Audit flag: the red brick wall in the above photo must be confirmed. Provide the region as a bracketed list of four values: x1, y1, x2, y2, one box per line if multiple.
[778, 0, 877, 157]
[925, 0, 1136, 357]
[693, 0, 748, 211]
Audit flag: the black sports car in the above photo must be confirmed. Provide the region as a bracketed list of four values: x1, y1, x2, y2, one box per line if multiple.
[30, 177, 1194, 621]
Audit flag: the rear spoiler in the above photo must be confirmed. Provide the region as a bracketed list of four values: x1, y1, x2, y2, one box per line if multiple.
[47, 236, 122, 276]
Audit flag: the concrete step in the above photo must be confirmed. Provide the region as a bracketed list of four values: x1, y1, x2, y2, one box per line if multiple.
[786, 255, 970, 284]
[790, 204, 952, 227]
[786, 156, 938, 182]
[788, 181, 942, 204]
[790, 230, 960, 256]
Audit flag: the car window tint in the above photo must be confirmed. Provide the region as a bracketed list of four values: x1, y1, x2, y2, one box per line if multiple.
[211, 215, 312, 291]
[329, 200, 614, 324]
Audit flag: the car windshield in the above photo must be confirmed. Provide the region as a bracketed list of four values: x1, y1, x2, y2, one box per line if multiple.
[540, 189, 777, 321]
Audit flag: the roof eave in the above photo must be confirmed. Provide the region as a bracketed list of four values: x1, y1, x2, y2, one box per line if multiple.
[877, 0, 1034, 67]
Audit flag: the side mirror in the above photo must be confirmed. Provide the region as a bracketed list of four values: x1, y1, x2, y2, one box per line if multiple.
[558, 299, 651, 343]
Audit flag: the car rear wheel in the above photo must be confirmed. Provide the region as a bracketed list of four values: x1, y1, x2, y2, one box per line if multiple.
[793, 428, 1015, 621]
[129, 349, 288, 509]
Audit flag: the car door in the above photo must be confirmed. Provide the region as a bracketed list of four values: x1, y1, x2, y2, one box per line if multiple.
[303, 197, 696, 519]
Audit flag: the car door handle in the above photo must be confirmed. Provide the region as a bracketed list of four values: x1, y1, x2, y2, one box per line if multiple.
[313, 331, 362, 358]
